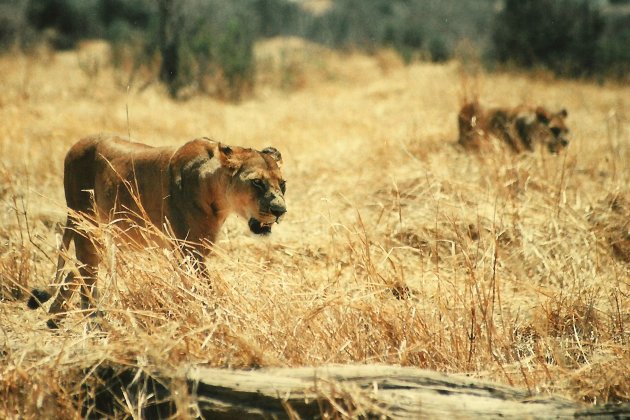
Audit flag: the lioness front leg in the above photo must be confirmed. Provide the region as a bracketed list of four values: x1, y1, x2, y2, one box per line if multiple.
[47, 235, 101, 328]
[46, 271, 79, 329]
[76, 235, 100, 315]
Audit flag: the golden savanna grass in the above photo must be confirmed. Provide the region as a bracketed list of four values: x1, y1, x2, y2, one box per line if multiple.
[1, 38, 628, 417]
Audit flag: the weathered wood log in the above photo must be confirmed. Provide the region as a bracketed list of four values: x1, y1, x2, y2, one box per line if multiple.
[85, 363, 628, 418]
[185, 364, 628, 419]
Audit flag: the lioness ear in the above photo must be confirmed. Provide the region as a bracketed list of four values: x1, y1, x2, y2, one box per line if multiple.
[261, 147, 283, 167]
[217, 143, 241, 171]
[559, 108, 568, 118]
[535, 107, 550, 124]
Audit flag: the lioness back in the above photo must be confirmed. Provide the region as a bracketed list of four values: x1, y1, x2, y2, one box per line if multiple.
[65, 134, 176, 227]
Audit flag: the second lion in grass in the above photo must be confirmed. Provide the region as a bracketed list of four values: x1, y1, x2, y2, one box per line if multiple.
[458, 101, 570, 153]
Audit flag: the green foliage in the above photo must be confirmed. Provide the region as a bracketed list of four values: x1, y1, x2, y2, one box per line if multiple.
[491, 0, 606, 78]
[597, 13, 630, 81]
[98, 0, 153, 29]
[253, 0, 303, 37]
[311, 0, 429, 60]
[428, 37, 450, 63]
[150, 1, 256, 99]
[0, 1, 30, 51]
[308, 0, 498, 64]
[4, 0, 628, 95]
[26, 0, 103, 49]
[216, 17, 255, 100]
[103, 0, 256, 99]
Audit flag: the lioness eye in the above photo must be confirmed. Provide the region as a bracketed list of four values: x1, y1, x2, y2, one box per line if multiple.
[251, 179, 265, 190]
[279, 180, 286, 194]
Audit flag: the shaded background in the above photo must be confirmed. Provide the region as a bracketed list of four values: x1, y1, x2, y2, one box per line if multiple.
[1, 0, 628, 99]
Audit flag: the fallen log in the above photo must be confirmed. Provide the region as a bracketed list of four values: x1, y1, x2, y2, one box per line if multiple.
[85, 363, 628, 418]
[185, 364, 628, 419]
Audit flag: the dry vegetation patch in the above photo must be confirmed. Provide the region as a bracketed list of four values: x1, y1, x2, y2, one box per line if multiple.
[0, 42, 628, 417]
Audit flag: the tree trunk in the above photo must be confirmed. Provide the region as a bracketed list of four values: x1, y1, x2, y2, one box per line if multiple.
[158, 0, 179, 96]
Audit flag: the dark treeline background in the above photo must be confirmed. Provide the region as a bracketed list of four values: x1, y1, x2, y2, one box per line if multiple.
[1, 0, 628, 99]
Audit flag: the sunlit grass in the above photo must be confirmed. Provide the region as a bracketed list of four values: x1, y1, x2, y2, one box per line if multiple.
[1, 39, 628, 417]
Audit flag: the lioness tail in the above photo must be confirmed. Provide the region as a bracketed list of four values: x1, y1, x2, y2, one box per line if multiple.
[27, 289, 53, 309]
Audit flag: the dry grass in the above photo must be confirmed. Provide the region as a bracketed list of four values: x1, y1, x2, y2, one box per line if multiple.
[1, 38, 628, 417]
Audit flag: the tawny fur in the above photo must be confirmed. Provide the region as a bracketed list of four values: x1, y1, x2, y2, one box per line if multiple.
[28, 134, 286, 328]
[458, 101, 570, 153]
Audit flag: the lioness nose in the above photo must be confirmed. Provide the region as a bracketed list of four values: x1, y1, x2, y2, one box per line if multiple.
[270, 204, 286, 219]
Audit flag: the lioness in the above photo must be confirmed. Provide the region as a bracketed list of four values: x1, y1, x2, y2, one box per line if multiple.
[28, 134, 287, 328]
[458, 101, 570, 153]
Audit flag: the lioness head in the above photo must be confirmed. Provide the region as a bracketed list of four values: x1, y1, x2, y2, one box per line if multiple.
[533, 107, 570, 153]
[218, 144, 287, 235]
[169, 139, 287, 239]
